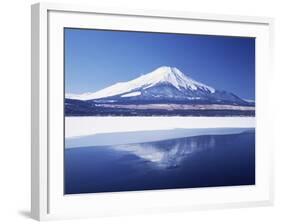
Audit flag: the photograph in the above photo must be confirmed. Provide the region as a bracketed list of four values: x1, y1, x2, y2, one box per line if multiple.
[29, 1, 276, 220]
[64, 28, 256, 194]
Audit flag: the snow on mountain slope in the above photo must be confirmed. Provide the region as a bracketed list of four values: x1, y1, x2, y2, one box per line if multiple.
[66, 66, 215, 101]
[243, 99, 255, 103]
[121, 91, 141, 97]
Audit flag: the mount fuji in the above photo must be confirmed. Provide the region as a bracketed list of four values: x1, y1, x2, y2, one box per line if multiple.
[65, 66, 255, 116]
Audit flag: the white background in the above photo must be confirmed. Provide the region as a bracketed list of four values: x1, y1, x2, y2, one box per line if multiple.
[0, 0, 279, 223]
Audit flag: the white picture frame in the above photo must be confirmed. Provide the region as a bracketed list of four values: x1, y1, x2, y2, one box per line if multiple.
[31, 2, 274, 221]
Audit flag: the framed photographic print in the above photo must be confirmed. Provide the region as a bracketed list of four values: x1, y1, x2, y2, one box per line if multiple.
[31, 2, 274, 221]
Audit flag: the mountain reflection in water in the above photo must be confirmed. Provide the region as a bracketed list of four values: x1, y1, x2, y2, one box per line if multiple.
[112, 135, 216, 168]
[65, 130, 255, 194]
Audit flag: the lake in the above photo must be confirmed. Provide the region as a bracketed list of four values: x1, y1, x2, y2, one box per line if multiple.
[65, 130, 255, 194]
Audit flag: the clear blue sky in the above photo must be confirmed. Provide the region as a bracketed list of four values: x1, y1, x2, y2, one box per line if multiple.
[65, 28, 255, 100]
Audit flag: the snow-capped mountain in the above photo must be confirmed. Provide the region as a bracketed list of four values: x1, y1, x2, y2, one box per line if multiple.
[66, 66, 248, 105]
[67, 66, 215, 100]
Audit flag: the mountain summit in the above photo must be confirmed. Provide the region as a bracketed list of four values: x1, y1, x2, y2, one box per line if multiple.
[141, 66, 215, 93]
[66, 66, 248, 105]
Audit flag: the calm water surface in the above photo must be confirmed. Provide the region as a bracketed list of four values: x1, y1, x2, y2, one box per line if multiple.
[65, 131, 255, 194]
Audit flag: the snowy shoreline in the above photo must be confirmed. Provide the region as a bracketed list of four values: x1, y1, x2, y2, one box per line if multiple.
[65, 116, 255, 138]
